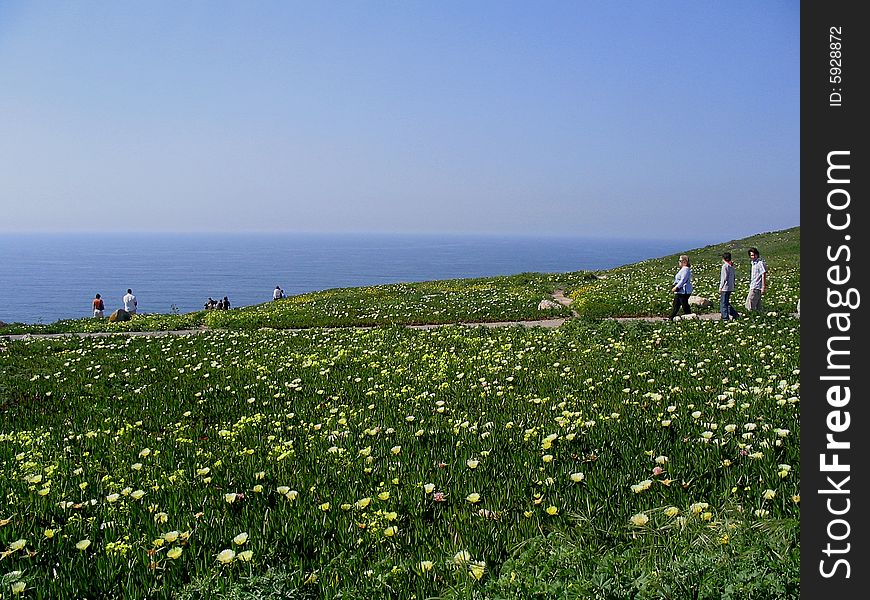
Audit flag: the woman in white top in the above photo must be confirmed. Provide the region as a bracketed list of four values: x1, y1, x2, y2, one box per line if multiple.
[668, 255, 693, 320]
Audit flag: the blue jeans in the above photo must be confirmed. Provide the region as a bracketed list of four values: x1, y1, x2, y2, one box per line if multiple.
[720, 291, 739, 320]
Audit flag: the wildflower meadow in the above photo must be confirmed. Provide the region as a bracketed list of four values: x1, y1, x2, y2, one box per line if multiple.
[1, 228, 800, 599]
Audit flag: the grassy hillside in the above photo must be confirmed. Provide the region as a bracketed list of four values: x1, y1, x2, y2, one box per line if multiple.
[0, 228, 800, 599]
[1, 227, 799, 335]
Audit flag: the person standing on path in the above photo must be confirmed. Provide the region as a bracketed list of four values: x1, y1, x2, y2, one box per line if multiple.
[92, 293, 105, 318]
[123, 289, 138, 315]
[719, 252, 739, 321]
[668, 255, 693, 320]
[745, 247, 767, 312]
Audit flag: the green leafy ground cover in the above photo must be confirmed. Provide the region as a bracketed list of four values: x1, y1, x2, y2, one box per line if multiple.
[1, 229, 800, 599]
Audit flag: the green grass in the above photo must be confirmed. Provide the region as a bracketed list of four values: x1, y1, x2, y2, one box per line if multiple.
[0, 228, 800, 599]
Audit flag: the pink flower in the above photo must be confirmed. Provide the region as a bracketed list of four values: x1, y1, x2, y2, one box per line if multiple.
[652, 466, 663, 476]
[434, 492, 447, 502]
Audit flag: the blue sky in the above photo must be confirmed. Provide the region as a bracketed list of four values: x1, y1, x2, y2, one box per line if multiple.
[0, 1, 799, 239]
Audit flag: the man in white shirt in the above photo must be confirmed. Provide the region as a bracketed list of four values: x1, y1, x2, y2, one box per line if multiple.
[123, 289, 138, 314]
[273, 286, 283, 301]
[745, 247, 767, 312]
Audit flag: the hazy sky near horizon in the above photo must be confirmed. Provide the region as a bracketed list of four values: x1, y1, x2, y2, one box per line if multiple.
[0, 1, 799, 239]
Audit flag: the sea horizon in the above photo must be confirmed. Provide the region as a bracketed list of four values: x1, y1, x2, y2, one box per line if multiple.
[0, 231, 706, 324]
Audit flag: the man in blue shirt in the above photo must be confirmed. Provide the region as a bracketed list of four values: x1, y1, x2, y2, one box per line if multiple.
[744, 247, 767, 312]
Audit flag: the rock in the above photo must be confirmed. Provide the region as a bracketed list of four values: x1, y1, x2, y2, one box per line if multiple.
[674, 313, 699, 321]
[688, 296, 712, 308]
[109, 309, 131, 322]
[538, 299, 562, 310]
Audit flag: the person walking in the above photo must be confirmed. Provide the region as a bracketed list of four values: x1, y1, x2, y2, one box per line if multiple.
[668, 255, 693, 320]
[273, 285, 284, 301]
[719, 252, 739, 321]
[123, 289, 138, 315]
[745, 247, 767, 312]
[92, 293, 105, 318]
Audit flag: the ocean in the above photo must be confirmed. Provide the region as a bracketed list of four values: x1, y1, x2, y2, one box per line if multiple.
[0, 232, 702, 324]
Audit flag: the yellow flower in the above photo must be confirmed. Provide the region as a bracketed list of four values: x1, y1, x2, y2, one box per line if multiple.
[355, 497, 372, 509]
[391, 445, 402, 455]
[384, 526, 397, 537]
[217, 549, 235, 564]
[44, 529, 56, 539]
[253, 484, 263, 493]
[106, 493, 120, 503]
[466, 493, 481, 504]
[664, 506, 680, 518]
[76, 539, 91, 551]
[378, 491, 390, 501]
[196, 467, 210, 476]
[466, 459, 479, 469]
[689, 502, 709, 514]
[286, 490, 299, 500]
[12, 581, 26, 594]
[276, 486, 290, 495]
[224, 493, 238, 504]
[453, 550, 472, 564]
[762, 489, 776, 500]
[131, 490, 146, 500]
[340, 503, 352, 511]
[419, 560, 434, 572]
[545, 506, 558, 516]
[423, 483, 435, 494]
[9, 539, 27, 551]
[469, 561, 486, 580]
[569, 472, 584, 483]
[167, 547, 183, 560]
[233, 532, 249, 545]
[385, 511, 398, 521]
[154, 512, 169, 524]
[164, 531, 179, 543]
[629, 513, 649, 526]
[237, 550, 253, 562]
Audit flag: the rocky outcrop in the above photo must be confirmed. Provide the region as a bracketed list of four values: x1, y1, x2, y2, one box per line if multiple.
[109, 309, 131, 322]
[688, 296, 712, 308]
[538, 299, 562, 310]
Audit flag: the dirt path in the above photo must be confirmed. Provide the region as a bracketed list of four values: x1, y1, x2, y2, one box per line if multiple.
[0, 291, 793, 342]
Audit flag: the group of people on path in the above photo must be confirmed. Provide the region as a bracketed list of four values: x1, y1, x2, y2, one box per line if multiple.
[668, 247, 768, 321]
[92, 289, 137, 318]
[204, 297, 231, 311]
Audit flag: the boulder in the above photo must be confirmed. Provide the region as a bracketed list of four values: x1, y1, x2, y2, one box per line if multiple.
[674, 313, 699, 321]
[538, 299, 562, 310]
[109, 309, 131, 322]
[688, 296, 712, 308]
